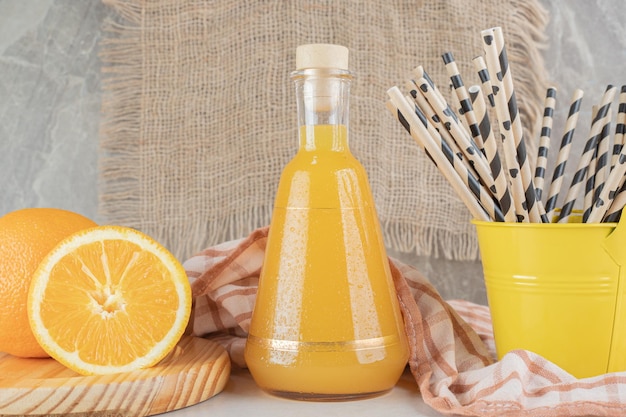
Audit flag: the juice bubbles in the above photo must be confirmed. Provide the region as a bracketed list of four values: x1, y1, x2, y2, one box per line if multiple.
[244, 44, 409, 400]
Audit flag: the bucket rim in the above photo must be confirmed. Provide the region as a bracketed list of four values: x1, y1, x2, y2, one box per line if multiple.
[470, 219, 618, 229]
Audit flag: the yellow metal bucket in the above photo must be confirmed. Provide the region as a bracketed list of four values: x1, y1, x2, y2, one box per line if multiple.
[473, 214, 626, 378]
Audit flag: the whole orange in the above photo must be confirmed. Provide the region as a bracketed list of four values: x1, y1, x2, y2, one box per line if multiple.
[0, 208, 97, 357]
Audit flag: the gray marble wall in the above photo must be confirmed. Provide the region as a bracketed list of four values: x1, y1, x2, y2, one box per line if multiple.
[1, 0, 624, 303]
[1, 0, 109, 222]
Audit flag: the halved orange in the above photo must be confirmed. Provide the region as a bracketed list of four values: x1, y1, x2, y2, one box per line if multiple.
[27, 226, 192, 375]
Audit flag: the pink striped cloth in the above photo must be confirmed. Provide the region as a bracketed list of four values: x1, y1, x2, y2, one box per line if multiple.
[184, 226, 626, 416]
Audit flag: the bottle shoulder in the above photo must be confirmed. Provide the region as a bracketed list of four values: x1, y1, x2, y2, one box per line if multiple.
[279, 151, 370, 187]
[274, 153, 375, 209]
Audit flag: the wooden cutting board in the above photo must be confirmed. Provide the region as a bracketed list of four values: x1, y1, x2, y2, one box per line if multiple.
[0, 336, 231, 416]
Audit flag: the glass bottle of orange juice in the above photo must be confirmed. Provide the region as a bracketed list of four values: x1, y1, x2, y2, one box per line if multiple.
[244, 44, 409, 400]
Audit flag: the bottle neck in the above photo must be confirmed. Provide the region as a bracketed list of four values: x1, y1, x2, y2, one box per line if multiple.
[291, 68, 352, 152]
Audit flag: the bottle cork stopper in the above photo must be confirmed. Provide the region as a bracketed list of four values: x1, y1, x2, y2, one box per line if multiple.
[296, 44, 349, 70]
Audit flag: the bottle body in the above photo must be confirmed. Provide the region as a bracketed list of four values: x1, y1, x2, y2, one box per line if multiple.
[245, 124, 409, 400]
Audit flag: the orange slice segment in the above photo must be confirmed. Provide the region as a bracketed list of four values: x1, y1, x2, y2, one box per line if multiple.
[27, 226, 192, 375]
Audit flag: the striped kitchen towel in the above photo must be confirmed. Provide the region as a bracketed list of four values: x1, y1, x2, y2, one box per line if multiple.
[184, 226, 626, 416]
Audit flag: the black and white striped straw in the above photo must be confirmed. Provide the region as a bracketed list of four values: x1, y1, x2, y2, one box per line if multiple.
[583, 103, 600, 219]
[386, 87, 493, 221]
[412, 68, 499, 198]
[405, 81, 480, 181]
[491, 27, 547, 223]
[602, 176, 626, 223]
[587, 127, 626, 223]
[481, 28, 530, 222]
[387, 28, 626, 225]
[583, 141, 598, 221]
[442, 52, 484, 152]
[544, 89, 584, 221]
[558, 85, 617, 223]
[612, 85, 626, 169]
[468, 84, 516, 222]
[535, 87, 557, 202]
[472, 56, 495, 108]
[584, 102, 613, 222]
[597, 102, 612, 185]
[401, 91, 505, 222]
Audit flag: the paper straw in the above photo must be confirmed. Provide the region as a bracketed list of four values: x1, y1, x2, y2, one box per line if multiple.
[583, 143, 598, 221]
[587, 133, 626, 223]
[603, 178, 626, 223]
[584, 93, 618, 221]
[612, 85, 626, 169]
[405, 82, 479, 180]
[385, 87, 491, 221]
[544, 89, 584, 222]
[583, 103, 599, 220]
[472, 55, 495, 108]
[468, 84, 516, 222]
[587, 106, 612, 219]
[557, 85, 617, 223]
[534, 87, 557, 202]
[596, 101, 612, 184]
[442, 52, 484, 151]
[481, 29, 530, 222]
[490, 27, 547, 223]
[411, 67, 499, 202]
[397, 90, 505, 222]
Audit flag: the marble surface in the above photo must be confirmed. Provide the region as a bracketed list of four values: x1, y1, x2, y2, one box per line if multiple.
[0, 0, 108, 223]
[1, 0, 624, 304]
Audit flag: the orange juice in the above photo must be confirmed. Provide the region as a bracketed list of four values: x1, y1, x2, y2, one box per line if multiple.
[245, 124, 409, 400]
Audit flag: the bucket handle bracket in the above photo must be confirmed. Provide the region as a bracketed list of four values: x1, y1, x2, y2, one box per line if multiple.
[603, 214, 626, 266]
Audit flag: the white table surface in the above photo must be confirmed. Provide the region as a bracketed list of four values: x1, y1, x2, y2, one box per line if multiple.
[165, 367, 445, 417]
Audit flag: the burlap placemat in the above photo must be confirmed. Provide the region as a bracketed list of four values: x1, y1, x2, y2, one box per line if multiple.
[99, 0, 549, 261]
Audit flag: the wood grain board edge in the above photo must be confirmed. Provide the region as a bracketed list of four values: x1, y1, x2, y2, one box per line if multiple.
[0, 337, 231, 416]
